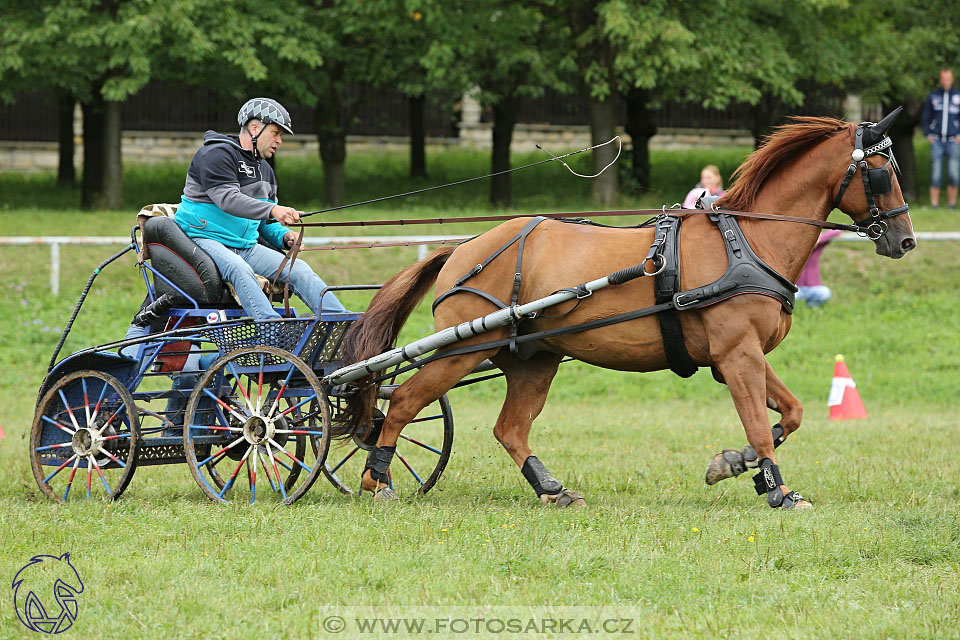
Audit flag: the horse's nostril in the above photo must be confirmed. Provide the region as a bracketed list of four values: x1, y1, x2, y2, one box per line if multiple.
[901, 237, 916, 252]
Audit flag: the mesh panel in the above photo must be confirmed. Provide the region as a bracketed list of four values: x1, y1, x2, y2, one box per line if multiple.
[202, 320, 312, 366]
[297, 320, 353, 363]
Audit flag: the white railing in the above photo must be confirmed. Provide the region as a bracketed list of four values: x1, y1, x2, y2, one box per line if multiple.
[1, 232, 957, 296]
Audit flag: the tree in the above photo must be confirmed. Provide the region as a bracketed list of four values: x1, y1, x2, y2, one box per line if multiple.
[554, 0, 698, 204]
[598, 0, 697, 193]
[845, 0, 960, 201]
[423, 3, 574, 207]
[680, 0, 854, 146]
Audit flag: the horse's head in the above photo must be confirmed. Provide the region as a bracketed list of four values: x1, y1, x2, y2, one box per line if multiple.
[832, 107, 916, 258]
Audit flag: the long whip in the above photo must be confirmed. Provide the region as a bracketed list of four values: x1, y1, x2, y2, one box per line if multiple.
[297, 136, 621, 219]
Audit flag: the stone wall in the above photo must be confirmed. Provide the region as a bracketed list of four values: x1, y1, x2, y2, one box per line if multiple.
[0, 125, 754, 173]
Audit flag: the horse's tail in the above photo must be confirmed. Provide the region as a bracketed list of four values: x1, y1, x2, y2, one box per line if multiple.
[335, 245, 457, 438]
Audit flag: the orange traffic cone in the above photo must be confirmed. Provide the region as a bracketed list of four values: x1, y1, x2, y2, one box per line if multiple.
[828, 354, 868, 420]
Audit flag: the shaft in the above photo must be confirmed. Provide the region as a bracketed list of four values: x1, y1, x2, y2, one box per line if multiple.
[324, 274, 613, 385]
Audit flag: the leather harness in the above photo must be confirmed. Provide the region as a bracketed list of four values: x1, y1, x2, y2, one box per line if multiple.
[433, 204, 796, 375]
[429, 119, 910, 376]
[647, 204, 796, 376]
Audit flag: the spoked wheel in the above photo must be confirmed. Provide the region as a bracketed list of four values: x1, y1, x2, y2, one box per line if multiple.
[30, 370, 140, 502]
[182, 346, 330, 505]
[321, 386, 453, 497]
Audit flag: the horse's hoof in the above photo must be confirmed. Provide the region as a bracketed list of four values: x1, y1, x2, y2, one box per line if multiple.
[371, 486, 398, 503]
[705, 450, 740, 485]
[541, 488, 586, 508]
[776, 490, 812, 510]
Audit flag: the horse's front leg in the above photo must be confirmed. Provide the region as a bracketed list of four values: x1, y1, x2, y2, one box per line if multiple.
[706, 360, 803, 484]
[713, 348, 811, 509]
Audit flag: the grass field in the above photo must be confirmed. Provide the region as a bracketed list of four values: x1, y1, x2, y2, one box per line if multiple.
[1, 149, 959, 638]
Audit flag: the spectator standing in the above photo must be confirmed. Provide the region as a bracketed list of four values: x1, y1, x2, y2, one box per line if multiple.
[683, 165, 725, 208]
[921, 68, 960, 209]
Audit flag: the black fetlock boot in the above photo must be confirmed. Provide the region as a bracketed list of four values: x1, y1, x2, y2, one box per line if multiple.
[753, 458, 810, 509]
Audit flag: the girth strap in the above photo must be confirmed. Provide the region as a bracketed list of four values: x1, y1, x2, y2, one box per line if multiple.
[651, 216, 698, 377]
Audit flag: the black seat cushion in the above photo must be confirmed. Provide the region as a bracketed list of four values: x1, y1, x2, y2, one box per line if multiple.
[142, 216, 235, 305]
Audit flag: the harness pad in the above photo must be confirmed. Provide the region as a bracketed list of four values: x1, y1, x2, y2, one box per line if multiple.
[651, 216, 698, 377]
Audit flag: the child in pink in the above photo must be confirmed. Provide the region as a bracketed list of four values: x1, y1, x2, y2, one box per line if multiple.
[796, 229, 843, 307]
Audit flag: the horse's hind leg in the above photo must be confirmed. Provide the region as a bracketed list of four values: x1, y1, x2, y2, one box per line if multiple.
[489, 351, 585, 507]
[706, 359, 803, 485]
[361, 349, 495, 499]
[713, 347, 811, 509]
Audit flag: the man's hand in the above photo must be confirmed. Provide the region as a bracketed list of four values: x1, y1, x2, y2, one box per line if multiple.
[283, 231, 303, 249]
[271, 205, 302, 226]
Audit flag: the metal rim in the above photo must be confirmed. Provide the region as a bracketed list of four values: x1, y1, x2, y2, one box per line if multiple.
[30, 370, 140, 502]
[320, 388, 453, 497]
[182, 346, 330, 505]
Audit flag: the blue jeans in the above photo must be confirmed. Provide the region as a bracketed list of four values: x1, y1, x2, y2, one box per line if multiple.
[193, 239, 346, 320]
[796, 285, 832, 308]
[930, 138, 960, 188]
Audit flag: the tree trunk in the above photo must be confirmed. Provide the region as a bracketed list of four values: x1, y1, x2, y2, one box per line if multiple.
[409, 94, 427, 178]
[81, 93, 105, 210]
[102, 99, 123, 209]
[57, 94, 76, 187]
[587, 94, 619, 206]
[490, 97, 518, 208]
[315, 87, 346, 207]
[623, 88, 657, 190]
[882, 98, 923, 203]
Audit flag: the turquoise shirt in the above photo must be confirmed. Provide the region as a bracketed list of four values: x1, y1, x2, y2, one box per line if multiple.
[175, 196, 291, 250]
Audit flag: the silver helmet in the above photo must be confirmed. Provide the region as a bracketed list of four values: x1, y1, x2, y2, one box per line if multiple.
[237, 97, 294, 135]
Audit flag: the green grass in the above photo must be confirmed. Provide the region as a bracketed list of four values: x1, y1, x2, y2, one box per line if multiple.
[1, 149, 959, 638]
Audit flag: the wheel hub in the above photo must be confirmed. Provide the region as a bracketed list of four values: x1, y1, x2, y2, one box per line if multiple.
[242, 415, 273, 445]
[71, 428, 102, 457]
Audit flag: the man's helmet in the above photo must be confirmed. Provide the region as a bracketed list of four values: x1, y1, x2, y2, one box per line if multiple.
[237, 97, 294, 136]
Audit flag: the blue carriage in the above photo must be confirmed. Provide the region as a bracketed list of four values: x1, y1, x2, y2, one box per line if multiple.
[30, 206, 454, 504]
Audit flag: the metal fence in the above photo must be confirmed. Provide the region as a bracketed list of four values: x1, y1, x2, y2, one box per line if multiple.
[3, 233, 957, 296]
[0, 84, 461, 142]
[0, 82, 855, 143]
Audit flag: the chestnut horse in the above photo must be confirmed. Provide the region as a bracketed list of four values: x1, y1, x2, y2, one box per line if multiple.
[338, 110, 915, 509]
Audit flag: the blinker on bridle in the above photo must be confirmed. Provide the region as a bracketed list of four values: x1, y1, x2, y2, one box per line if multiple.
[832, 122, 910, 240]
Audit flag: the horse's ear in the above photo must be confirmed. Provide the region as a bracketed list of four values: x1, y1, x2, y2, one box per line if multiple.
[863, 106, 903, 146]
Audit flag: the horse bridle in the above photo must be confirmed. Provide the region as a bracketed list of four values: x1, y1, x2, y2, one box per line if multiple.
[832, 122, 910, 240]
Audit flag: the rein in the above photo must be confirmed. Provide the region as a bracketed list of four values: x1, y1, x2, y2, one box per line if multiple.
[283, 206, 886, 254]
[292, 207, 869, 233]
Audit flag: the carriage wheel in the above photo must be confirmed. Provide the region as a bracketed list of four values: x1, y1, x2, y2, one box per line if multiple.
[182, 346, 329, 505]
[320, 387, 453, 497]
[30, 370, 140, 502]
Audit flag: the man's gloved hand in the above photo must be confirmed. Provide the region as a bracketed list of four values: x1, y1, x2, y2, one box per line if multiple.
[271, 205, 302, 226]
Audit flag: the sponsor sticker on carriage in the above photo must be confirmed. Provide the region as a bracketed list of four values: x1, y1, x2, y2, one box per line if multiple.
[206, 311, 221, 324]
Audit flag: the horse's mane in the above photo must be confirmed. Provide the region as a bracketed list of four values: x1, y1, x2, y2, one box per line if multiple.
[718, 116, 849, 211]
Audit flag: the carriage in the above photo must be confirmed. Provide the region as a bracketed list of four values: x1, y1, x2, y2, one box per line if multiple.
[29, 206, 454, 504]
[32, 108, 915, 511]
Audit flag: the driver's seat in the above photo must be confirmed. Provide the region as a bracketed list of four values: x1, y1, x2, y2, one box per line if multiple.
[140, 208, 236, 306]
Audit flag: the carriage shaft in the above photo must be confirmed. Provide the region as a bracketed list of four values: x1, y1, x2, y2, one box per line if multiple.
[324, 275, 613, 385]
